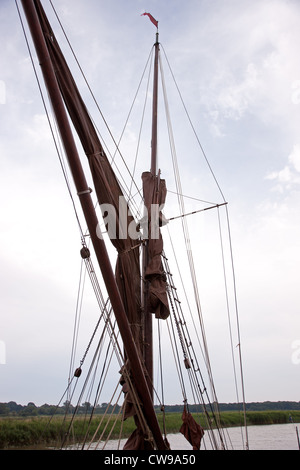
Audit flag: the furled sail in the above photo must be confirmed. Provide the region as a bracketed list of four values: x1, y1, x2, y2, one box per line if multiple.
[180, 405, 205, 450]
[142, 171, 169, 320]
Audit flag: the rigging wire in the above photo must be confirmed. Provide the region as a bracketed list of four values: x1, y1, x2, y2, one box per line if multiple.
[82, 343, 119, 449]
[159, 49, 219, 408]
[216, 206, 248, 448]
[168, 189, 222, 206]
[225, 204, 249, 449]
[127, 47, 154, 201]
[160, 44, 226, 203]
[163, 254, 227, 450]
[158, 45, 248, 448]
[61, 249, 152, 447]
[88, 386, 124, 450]
[67, 257, 87, 402]
[156, 320, 168, 439]
[49, 0, 146, 218]
[15, 0, 86, 242]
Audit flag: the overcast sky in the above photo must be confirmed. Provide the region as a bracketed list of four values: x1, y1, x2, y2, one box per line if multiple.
[1, 0, 300, 408]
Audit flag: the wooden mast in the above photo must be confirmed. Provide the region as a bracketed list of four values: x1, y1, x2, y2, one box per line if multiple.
[143, 31, 160, 400]
[151, 32, 160, 176]
[21, 0, 166, 450]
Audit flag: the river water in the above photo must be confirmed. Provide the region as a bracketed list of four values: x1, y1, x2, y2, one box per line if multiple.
[199, 423, 300, 450]
[87, 423, 299, 451]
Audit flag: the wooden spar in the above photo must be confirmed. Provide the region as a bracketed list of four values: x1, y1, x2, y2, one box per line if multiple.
[151, 32, 160, 176]
[143, 32, 160, 399]
[21, 0, 166, 450]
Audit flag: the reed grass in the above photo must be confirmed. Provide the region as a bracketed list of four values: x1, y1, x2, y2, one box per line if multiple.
[1, 410, 299, 449]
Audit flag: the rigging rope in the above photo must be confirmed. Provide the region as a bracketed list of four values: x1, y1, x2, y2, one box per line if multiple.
[160, 44, 226, 203]
[158, 45, 248, 449]
[49, 0, 147, 220]
[16, 0, 86, 243]
[163, 254, 227, 450]
[159, 50, 218, 407]
[224, 204, 249, 449]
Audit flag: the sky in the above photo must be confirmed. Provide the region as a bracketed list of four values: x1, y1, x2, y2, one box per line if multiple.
[1, 0, 300, 408]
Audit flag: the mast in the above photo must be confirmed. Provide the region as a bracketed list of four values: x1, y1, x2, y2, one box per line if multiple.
[144, 30, 160, 399]
[21, 0, 166, 450]
[151, 31, 159, 176]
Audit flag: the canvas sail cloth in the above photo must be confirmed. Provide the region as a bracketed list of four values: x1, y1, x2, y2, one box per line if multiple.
[142, 172, 169, 320]
[180, 405, 205, 450]
[33, 0, 142, 346]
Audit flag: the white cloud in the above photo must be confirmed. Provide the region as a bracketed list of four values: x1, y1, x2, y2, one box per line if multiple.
[24, 113, 52, 145]
[211, 62, 260, 121]
[291, 80, 300, 105]
[266, 144, 300, 191]
[187, 0, 300, 143]
[289, 144, 300, 173]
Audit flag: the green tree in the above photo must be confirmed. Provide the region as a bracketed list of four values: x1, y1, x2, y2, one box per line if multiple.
[20, 403, 38, 416]
[0, 403, 9, 415]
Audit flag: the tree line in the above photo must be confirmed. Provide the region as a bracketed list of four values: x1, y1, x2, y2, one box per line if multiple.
[0, 400, 299, 417]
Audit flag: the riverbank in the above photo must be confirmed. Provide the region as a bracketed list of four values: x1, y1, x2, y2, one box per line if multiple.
[1, 410, 300, 449]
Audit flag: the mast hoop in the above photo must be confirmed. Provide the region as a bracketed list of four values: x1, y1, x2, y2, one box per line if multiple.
[77, 187, 93, 196]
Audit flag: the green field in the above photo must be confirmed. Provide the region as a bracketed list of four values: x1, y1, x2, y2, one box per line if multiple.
[1, 410, 299, 449]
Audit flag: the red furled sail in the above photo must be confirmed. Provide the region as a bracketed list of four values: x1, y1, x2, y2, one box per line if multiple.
[142, 171, 169, 320]
[180, 405, 205, 450]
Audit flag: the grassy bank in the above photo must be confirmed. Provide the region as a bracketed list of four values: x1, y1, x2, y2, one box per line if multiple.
[1, 410, 300, 449]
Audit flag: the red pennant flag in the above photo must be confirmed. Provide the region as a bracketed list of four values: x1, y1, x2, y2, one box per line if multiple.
[141, 12, 158, 28]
